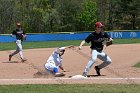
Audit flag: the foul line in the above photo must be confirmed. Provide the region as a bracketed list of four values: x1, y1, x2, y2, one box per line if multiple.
[0, 77, 140, 81]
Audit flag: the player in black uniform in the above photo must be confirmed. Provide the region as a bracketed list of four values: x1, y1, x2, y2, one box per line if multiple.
[79, 22, 113, 77]
[9, 23, 27, 62]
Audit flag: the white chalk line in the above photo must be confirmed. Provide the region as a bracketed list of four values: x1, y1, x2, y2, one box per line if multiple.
[0, 77, 140, 81]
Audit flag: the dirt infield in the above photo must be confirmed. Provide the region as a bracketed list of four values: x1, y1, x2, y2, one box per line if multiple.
[0, 44, 140, 85]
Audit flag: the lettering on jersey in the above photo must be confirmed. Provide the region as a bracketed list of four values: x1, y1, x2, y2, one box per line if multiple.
[17, 31, 23, 34]
[94, 38, 109, 42]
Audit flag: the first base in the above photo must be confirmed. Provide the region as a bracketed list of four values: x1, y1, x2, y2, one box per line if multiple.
[71, 75, 87, 79]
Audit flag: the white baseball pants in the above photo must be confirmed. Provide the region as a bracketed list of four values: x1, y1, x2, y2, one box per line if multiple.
[11, 40, 24, 59]
[84, 49, 112, 73]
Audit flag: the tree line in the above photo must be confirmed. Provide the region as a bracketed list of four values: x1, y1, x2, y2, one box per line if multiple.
[0, 0, 139, 34]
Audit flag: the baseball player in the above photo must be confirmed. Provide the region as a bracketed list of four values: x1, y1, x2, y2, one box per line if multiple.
[9, 22, 27, 62]
[44, 46, 74, 77]
[79, 22, 113, 77]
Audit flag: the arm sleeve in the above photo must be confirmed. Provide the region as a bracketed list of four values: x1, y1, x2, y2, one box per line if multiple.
[12, 30, 16, 35]
[104, 32, 110, 38]
[85, 34, 92, 43]
[56, 47, 66, 53]
[59, 62, 62, 67]
[58, 47, 66, 50]
[22, 29, 26, 35]
[104, 32, 112, 41]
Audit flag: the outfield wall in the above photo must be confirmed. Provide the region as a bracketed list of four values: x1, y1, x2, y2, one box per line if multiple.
[0, 31, 140, 42]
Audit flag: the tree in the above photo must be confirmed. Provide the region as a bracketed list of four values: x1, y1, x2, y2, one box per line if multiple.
[111, 0, 140, 30]
[76, 0, 97, 31]
[55, 0, 82, 32]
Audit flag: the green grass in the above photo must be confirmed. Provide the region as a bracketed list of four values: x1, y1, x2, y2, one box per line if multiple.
[0, 40, 81, 51]
[0, 84, 139, 93]
[133, 62, 140, 68]
[0, 39, 140, 51]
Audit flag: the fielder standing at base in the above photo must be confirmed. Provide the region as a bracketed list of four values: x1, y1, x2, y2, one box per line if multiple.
[44, 46, 74, 77]
[79, 22, 113, 77]
[9, 22, 27, 62]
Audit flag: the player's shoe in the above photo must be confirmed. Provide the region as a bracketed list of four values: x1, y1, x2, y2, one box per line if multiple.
[95, 66, 101, 76]
[21, 59, 27, 63]
[9, 55, 12, 61]
[82, 72, 87, 77]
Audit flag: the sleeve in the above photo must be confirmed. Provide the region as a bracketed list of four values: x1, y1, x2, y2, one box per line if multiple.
[58, 47, 66, 50]
[12, 30, 16, 35]
[56, 47, 66, 53]
[22, 29, 26, 35]
[59, 62, 62, 67]
[104, 32, 113, 46]
[104, 32, 112, 41]
[104, 32, 110, 38]
[85, 34, 92, 43]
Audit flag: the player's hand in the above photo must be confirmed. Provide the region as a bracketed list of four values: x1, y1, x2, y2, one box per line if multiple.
[63, 69, 69, 72]
[11, 35, 14, 38]
[78, 46, 82, 50]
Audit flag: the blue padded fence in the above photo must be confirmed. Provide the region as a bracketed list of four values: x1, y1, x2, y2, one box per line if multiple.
[0, 31, 140, 42]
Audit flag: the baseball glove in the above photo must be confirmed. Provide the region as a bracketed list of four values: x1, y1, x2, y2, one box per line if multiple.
[22, 35, 26, 41]
[106, 41, 113, 46]
[55, 73, 65, 77]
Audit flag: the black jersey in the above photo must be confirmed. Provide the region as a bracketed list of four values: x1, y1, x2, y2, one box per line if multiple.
[12, 28, 25, 40]
[85, 32, 110, 52]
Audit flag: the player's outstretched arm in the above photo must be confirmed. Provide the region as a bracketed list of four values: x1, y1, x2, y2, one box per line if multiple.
[59, 45, 75, 50]
[59, 66, 68, 72]
[79, 40, 85, 50]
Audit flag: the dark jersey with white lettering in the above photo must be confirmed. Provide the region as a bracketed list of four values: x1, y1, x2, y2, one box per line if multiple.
[85, 32, 110, 52]
[12, 28, 25, 41]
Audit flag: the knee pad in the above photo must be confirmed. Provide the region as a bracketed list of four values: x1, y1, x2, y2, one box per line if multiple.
[53, 67, 58, 73]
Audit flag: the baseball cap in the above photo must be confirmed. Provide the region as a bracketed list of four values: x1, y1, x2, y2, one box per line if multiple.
[95, 22, 104, 27]
[16, 23, 21, 26]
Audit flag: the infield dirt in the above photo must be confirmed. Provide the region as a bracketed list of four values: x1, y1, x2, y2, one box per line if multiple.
[0, 44, 140, 84]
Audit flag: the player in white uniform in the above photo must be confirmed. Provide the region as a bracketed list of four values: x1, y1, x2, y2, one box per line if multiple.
[44, 46, 74, 77]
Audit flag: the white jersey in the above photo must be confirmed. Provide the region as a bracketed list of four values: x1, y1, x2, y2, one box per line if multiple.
[47, 47, 66, 67]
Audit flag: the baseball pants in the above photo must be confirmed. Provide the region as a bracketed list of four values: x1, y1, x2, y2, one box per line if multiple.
[84, 49, 112, 73]
[44, 61, 59, 74]
[11, 40, 24, 59]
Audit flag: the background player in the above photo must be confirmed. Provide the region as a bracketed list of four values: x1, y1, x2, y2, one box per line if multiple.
[9, 22, 27, 62]
[44, 45, 74, 77]
[79, 22, 113, 77]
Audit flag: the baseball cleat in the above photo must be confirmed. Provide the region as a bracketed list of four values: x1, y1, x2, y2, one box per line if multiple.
[21, 59, 27, 63]
[9, 55, 12, 61]
[95, 66, 101, 76]
[55, 73, 65, 77]
[82, 72, 87, 77]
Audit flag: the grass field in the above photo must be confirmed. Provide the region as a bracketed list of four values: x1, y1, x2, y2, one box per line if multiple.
[0, 38, 140, 93]
[0, 39, 140, 51]
[133, 61, 140, 68]
[0, 84, 140, 93]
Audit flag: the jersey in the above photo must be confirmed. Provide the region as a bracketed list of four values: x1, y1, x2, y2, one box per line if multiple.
[47, 49, 63, 67]
[12, 28, 25, 41]
[85, 32, 110, 52]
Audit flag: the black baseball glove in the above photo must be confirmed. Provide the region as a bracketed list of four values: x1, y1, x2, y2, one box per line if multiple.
[21, 35, 26, 41]
[106, 41, 113, 46]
